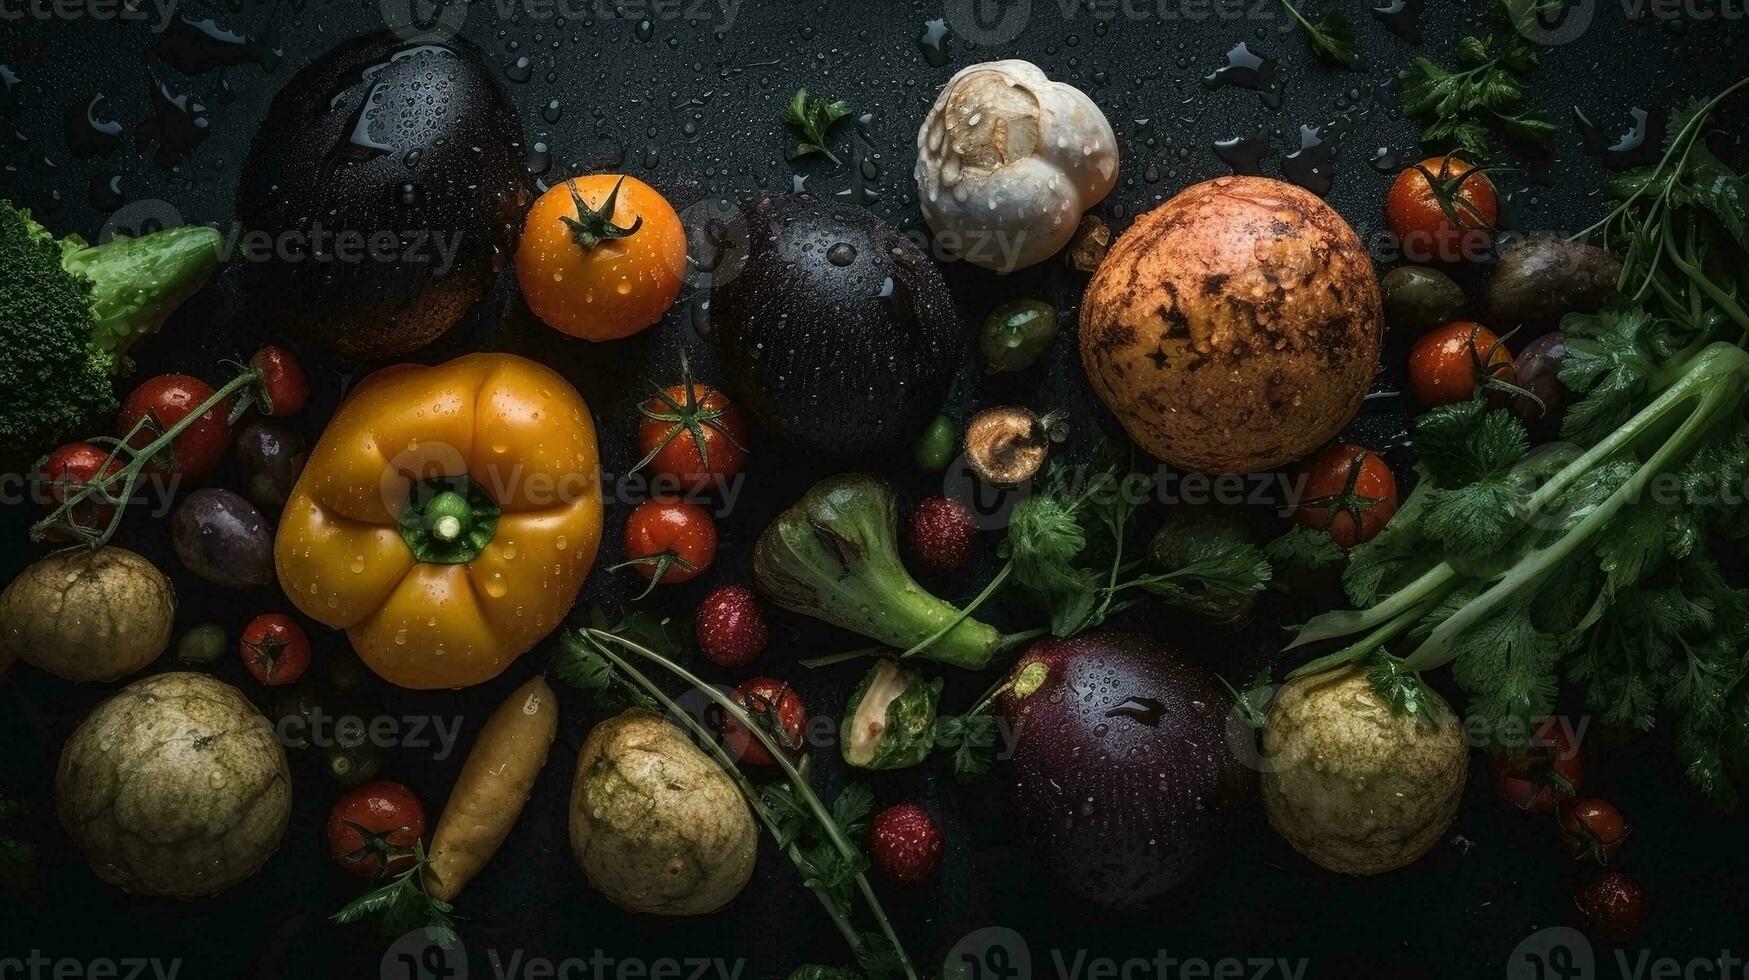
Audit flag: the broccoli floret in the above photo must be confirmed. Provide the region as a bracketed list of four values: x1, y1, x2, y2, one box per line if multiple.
[0, 200, 222, 459]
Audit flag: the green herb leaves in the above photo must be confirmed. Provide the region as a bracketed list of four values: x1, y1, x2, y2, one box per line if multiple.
[1279, 0, 1355, 67]
[331, 843, 458, 948]
[1397, 1, 1557, 157]
[785, 88, 853, 165]
[762, 781, 902, 979]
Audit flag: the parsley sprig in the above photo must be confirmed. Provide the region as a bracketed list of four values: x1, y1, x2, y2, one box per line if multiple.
[1278, 0, 1355, 67]
[1397, 0, 1558, 157]
[1285, 82, 1749, 807]
[330, 843, 458, 947]
[784, 88, 853, 166]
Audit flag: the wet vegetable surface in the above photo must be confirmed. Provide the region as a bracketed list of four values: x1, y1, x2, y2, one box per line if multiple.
[1, 5, 1746, 980]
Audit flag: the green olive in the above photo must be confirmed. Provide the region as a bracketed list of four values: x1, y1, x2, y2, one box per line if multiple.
[1381, 266, 1466, 333]
[979, 299, 1059, 374]
[913, 414, 956, 472]
[175, 622, 227, 665]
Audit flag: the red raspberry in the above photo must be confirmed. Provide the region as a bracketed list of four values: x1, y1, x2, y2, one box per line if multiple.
[696, 585, 769, 668]
[868, 802, 944, 885]
[906, 497, 976, 572]
[1575, 870, 1647, 943]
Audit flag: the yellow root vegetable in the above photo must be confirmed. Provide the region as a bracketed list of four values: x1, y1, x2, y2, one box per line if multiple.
[424, 674, 559, 902]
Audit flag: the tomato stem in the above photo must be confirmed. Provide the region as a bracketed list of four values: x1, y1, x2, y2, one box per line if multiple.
[560, 176, 643, 250]
[30, 366, 264, 550]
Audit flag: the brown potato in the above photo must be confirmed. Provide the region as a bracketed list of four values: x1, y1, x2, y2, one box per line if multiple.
[1080, 176, 1382, 473]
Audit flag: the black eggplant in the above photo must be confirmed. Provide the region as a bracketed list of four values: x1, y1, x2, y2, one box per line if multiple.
[710, 196, 964, 457]
[235, 32, 530, 360]
[994, 632, 1250, 909]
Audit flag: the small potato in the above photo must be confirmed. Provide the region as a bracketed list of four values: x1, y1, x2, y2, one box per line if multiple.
[569, 710, 756, 915]
[0, 547, 175, 682]
[1381, 266, 1466, 333]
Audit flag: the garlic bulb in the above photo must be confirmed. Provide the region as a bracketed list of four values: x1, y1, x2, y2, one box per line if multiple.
[914, 60, 1119, 273]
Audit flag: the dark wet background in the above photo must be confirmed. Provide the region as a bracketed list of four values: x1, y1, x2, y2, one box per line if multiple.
[2, 2, 1747, 979]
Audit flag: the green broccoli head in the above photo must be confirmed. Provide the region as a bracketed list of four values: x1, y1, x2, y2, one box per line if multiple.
[0, 200, 221, 460]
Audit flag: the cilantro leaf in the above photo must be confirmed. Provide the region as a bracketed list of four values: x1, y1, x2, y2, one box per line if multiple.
[937, 713, 999, 782]
[1264, 525, 1345, 574]
[784, 88, 853, 166]
[1279, 1, 1355, 67]
[1559, 302, 1662, 444]
[1396, 2, 1558, 157]
[1364, 652, 1443, 726]
[1414, 400, 1530, 487]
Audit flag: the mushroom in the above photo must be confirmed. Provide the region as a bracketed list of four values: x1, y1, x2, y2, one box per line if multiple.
[914, 60, 1119, 273]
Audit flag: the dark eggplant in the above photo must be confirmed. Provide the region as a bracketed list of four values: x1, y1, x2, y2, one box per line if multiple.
[1511, 331, 1572, 442]
[711, 196, 965, 457]
[994, 632, 1250, 909]
[235, 33, 530, 360]
[234, 420, 308, 511]
[172, 488, 274, 588]
[1485, 237, 1622, 326]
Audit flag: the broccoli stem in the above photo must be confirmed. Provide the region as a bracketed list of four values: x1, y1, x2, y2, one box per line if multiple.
[60, 224, 223, 369]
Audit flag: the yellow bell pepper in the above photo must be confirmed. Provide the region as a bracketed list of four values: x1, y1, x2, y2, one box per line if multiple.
[275, 353, 603, 689]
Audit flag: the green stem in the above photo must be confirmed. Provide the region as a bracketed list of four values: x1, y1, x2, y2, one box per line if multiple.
[1406, 344, 1749, 670]
[1570, 76, 1749, 243]
[31, 366, 262, 550]
[900, 563, 1012, 659]
[583, 629, 919, 980]
[1285, 590, 1446, 679]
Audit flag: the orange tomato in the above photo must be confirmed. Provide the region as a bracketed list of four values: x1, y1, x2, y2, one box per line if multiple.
[516, 175, 685, 341]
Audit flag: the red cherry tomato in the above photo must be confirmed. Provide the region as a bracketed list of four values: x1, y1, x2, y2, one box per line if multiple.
[118, 374, 232, 483]
[721, 677, 807, 768]
[1291, 443, 1399, 548]
[325, 780, 426, 879]
[636, 383, 749, 493]
[1489, 717, 1585, 812]
[35, 441, 124, 539]
[1385, 156, 1499, 264]
[619, 498, 717, 586]
[1559, 798, 1630, 865]
[250, 346, 309, 417]
[239, 613, 312, 686]
[1408, 321, 1515, 407]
